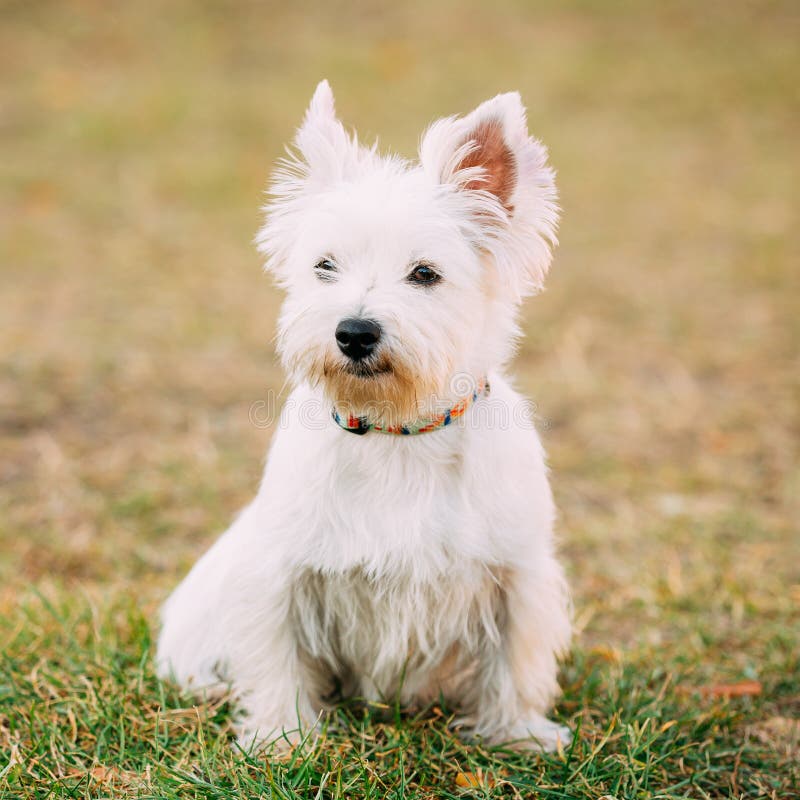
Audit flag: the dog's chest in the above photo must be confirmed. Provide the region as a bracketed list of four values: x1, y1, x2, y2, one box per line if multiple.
[291, 565, 503, 701]
[281, 432, 501, 576]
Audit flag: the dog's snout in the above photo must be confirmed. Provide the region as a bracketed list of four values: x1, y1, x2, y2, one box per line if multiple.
[335, 318, 382, 361]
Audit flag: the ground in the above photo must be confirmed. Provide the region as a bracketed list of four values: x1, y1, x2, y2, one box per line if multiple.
[1, 1, 798, 797]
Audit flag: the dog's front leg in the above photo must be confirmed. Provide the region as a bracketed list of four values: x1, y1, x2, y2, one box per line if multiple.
[471, 556, 572, 752]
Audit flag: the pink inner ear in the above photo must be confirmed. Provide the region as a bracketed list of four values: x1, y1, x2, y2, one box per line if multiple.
[459, 118, 517, 213]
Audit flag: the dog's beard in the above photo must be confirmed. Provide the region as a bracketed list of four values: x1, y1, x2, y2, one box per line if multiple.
[295, 346, 447, 427]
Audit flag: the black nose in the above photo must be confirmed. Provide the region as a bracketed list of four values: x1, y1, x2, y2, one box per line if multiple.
[335, 318, 382, 361]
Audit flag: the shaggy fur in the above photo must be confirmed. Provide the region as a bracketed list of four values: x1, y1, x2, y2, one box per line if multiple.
[156, 81, 571, 751]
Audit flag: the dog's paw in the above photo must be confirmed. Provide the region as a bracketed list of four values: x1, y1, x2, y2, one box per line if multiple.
[501, 713, 572, 753]
[155, 648, 229, 698]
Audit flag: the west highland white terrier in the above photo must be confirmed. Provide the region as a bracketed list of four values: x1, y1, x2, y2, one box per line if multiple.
[157, 81, 571, 751]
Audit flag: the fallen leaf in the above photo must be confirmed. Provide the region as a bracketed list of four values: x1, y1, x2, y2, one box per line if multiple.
[65, 766, 141, 787]
[455, 770, 494, 788]
[90, 766, 118, 783]
[698, 680, 762, 698]
[589, 645, 622, 664]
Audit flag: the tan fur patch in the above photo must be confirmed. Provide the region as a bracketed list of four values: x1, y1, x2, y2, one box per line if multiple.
[312, 351, 452, 428]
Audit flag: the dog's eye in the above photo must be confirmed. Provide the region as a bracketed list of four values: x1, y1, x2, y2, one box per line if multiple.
[407, 263, 441, 286]
[314, 259, 338, 281]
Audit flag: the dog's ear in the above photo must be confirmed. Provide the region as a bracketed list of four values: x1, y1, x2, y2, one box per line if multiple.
[258, 81, 358, 281]
[420, 93, 559, 296]
[291, 80, 357, 186]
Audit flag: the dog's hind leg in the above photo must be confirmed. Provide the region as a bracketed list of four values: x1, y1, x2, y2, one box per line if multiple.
[156, 502, 319, 747]
[155, 504, 264, 694]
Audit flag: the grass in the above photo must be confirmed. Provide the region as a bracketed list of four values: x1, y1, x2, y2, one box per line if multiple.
[1, 0, 798, 797]
[2, 597, 796, 798]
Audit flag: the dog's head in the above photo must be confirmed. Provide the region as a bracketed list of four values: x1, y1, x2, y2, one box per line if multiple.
[257, 81, 558, 424]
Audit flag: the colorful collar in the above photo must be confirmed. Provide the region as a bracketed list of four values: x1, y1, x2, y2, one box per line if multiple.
[331, 379, 490, 436]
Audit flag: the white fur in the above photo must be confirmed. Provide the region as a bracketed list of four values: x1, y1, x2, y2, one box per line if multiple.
[157, 81, 571, 752]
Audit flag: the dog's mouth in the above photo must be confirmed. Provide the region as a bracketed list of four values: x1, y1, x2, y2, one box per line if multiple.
[322, 354, 393, 380]
[344, 360, 392, 379]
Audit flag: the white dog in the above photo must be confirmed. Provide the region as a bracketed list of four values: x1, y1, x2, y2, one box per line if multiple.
[157, 81, 571, 751]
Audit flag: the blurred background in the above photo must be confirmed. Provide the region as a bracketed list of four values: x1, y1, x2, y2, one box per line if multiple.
[1, 1, 798, 669]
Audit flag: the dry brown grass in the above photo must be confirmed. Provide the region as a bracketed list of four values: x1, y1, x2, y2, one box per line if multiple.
[1, 1, 798, 796]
